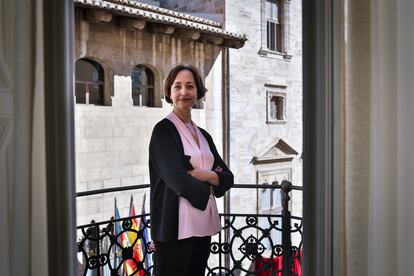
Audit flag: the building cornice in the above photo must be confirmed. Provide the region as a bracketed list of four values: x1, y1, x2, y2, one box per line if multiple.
[74, 0, 247, 49]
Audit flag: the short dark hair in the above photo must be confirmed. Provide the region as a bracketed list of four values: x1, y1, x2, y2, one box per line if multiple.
[163, 64, 207, 104]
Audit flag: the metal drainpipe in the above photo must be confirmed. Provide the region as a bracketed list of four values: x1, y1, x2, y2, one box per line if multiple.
[222, 47, 230, 269]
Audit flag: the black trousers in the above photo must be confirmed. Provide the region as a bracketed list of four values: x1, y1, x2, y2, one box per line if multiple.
[153, 236, 211, 276]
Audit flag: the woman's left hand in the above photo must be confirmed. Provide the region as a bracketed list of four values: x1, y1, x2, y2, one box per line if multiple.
[188, 168, 219, 186]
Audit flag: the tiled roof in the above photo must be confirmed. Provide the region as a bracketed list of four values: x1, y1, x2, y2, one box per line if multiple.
[74, 0, 247, 43]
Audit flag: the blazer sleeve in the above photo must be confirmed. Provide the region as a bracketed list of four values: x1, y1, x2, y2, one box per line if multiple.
[149, 121, 210, 210]
[201, 129, 234, 198]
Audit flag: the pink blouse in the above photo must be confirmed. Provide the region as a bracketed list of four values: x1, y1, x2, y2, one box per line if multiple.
[166, 112, 222, 239]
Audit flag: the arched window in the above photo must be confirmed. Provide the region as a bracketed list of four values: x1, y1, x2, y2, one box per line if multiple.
[75, 59, 104, 105]
[132, 65, 155, 107]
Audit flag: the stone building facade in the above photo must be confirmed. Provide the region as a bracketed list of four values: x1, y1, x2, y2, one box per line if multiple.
[224, 0, 303, 252]
[74, 0, 302, 273]
[73, 0, 246, 225]
[226, 0, 303, 217]
[74, 0, 302, 250]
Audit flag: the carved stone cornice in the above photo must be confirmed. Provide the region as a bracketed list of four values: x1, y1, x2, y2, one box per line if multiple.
[118, 17, 146, 30]
[172, 29, 201, 40]
[84, 9, 113, 23]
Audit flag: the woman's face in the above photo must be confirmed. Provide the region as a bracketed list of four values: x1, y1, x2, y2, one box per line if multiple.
[170, 69, 197, 111]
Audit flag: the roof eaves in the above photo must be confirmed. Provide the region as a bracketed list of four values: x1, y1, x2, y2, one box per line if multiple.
[80, 0, 223, 28]
[75, 0, 247, 42]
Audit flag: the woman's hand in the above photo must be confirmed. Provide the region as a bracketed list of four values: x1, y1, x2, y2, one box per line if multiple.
[149, 241, 157, 252]
[188, 168, 219, 186]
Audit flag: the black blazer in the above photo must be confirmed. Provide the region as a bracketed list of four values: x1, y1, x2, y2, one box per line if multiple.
[149, 118, 234, 242]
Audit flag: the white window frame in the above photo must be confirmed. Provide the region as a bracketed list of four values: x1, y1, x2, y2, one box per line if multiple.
[266, 90, 287, 124]
[258, 0, 292, 60]
[258, 168, 293, 214]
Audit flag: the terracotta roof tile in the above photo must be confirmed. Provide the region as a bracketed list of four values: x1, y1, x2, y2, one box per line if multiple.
[74, 0, 247, 44]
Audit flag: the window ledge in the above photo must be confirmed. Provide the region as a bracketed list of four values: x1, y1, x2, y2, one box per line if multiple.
[266, 119, 288, 125]
[75, 103, 109, 107]
[258, 47, 293, 61]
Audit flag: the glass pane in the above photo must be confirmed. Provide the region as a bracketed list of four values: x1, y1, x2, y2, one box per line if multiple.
[132, 91, 140, 106]
[261, 189, 271, 210]
[267, 21, 277, 50]
[141, 87, 148, 106]
[267, 21, 270, 49]
[132, 78, 142, 94]
[132, 68, 143, 89]
[270, 100, 277, 119]
[89, 84, 103, 105]
[276, 23, 282, 52]
[75, 82, 86, 104]
[272, 188, 281, 208]
[132, 67, 144, 106]
[141, 69, 148, 86]
[268, 22, 276, 51]
[76, 60, 94, 81]
[147, 87, 154, 107]
[76, 59, 102, 82]
[92, 70, 99, 82]
[146, 68, 154, 86]
[273, 2, 279, 21]
[132, 66, 155, 106]
[276, 97, 284, 119]
[266, 1, 272, 19]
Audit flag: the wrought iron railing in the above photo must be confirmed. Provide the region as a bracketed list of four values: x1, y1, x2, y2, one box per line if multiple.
[76, 181, 302, 276]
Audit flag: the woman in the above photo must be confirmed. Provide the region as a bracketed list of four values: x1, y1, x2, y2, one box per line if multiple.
[149, 64, 234, 276]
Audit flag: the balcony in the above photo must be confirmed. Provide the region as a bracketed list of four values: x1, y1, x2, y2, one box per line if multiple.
[76, 181, 302, 276]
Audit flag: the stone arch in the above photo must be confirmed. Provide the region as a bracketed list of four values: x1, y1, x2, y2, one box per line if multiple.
[131, 63, 163, 107]
[76, 55, 113, 106]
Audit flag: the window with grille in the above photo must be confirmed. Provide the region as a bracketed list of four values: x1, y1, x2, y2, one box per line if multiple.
[267, 90, 286, 123]
[132, 65, 155, 107]
[75, 59, 104, 105]
[266, 0, 283, 52]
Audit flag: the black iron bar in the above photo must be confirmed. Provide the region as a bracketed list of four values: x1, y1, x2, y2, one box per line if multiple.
[76, 181, 302, 275]
[76, 183, 302, 198]
[76, 184, 150, 197]
[281, 180, 292, 276]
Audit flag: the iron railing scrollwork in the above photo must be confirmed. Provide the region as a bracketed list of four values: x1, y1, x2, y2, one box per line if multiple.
[76, 181, 302, 275]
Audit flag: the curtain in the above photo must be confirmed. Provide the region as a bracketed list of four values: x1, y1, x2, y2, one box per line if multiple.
[345, 0, 414, 275]
[0, 0, 49, 274]
[31, 0, 49, 274]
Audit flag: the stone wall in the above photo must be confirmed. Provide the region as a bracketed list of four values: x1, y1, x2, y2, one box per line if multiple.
[219, 1, 303, 268]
